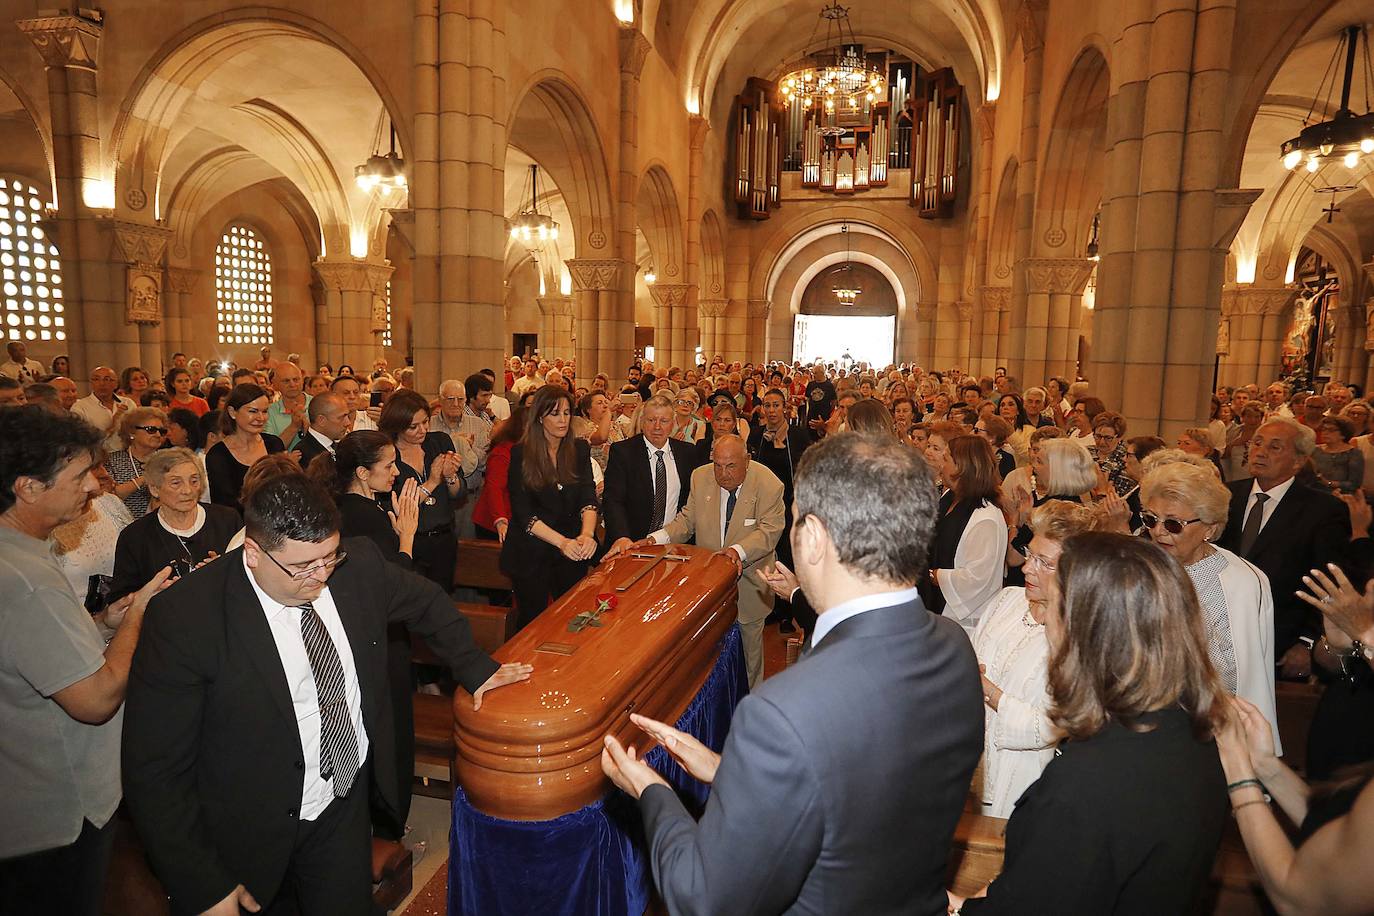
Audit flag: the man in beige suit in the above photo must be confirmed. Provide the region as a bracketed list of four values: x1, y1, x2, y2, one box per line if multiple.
[612, 434, 784, 687]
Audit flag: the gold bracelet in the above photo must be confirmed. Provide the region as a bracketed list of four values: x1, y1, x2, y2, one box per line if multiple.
[1232, 798, 1269, 815]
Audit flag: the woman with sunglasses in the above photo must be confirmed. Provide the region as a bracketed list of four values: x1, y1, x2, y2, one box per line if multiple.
[973, 501, 1096, 818]
[105, 406, 169, 518]
[1140, 461, 1280, 747]
[669, 387, 704, 442]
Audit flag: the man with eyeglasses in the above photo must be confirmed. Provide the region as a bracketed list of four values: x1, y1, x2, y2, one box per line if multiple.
[124, 474, 532, 916]
[72, 366, 135, 451]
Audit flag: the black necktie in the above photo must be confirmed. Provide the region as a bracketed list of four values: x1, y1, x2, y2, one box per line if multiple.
[1238, 492, 1269, 556]
[724, 487, 738, 541]
[652, 449, 667, 530]
[297, 602, 360, 797]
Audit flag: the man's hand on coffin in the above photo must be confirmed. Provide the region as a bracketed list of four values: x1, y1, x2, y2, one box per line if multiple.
[601, 734, 668, 799]
[715, 548, 743, 577]
[759, 561, 799, 601]
[631, 712, 721, 785]
[604, 536, 655, 561]
[471, 661, 535, 711]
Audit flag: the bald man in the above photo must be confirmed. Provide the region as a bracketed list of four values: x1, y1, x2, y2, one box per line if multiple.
[50, 377, 79, 411]
[263, 362, 310, 445]
[295, 393, 353, 469]
[640, 434, 785, 688]
[72, 366, 136, 450]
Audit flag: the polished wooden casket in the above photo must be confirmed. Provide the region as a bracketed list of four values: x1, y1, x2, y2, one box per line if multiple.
[454, 545, 739, 820]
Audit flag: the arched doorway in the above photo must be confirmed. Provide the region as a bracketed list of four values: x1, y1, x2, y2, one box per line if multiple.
[793, 262, 897, 367]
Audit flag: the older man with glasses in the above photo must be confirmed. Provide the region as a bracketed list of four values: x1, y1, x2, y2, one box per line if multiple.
[72, 367, 136, 451]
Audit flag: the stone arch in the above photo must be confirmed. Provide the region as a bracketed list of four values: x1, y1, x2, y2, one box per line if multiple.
[988, 157, 1018, 285]
[110, 14, 401, 258]
[0, 66, 54, 200]
[1036, 46, 1109, 257]
[637, 163, 686, 282]
[700, 208, 726, 299]
[505, 74, 616, 258]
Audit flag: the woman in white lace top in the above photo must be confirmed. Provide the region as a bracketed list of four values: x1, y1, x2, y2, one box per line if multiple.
[51, 463, 133, 608]
[972, 500, 1096, 818]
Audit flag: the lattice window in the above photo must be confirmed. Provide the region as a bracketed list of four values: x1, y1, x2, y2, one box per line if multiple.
[215, 224, 273, 344]
[0, 177, 64, 342]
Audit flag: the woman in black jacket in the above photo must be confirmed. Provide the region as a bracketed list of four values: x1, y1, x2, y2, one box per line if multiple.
[110, 447, 240, 602]
[955, 534, 1229, 915]
[501, 384, 598, 629]
[379, 389, 463, 590]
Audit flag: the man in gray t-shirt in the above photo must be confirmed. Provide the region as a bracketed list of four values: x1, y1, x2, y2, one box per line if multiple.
[0, 407, 166, 916]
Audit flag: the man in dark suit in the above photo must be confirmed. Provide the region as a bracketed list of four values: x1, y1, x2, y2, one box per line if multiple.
[294, 392, 352, 470]
[602, 394, 694, 556]
[602, 432, 983, 914]
[122, 475, 532, 916]
[1220, 416, 1350, 679]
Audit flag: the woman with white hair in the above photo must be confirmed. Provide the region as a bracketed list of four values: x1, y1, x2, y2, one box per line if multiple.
[1140, 461, 1280, 748]
[1006, 437, 1100, 578]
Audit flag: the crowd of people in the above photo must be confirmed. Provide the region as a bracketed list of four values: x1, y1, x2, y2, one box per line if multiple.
[4, 333, 1374, 915]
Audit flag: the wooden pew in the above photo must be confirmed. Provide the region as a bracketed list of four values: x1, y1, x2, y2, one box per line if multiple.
[413, 692, 457, 798]
[1275, 680, 1323, 775]
[454, 538, 512, 592]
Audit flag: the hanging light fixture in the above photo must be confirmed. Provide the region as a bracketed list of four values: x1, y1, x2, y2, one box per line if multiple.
[643, 266, 657, 285]
[508, 164, 560, 247]
[779, 2, 886, 137]
[1280, 25, 1374, 172]
[831, 223, 861, 305]
[1086, 211, 1101, 261]
[354, 115, 407, 194]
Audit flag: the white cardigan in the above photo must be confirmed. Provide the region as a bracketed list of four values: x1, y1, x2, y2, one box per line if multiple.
[938, 502, 1008, 633]
[1207, 545, 1281, 753]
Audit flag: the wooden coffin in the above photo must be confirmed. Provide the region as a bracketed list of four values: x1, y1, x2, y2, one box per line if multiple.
[453, 545, 739, 820]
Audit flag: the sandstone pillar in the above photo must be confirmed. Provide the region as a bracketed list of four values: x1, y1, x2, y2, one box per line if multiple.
[313, 258, 394, 371]
[109, 221, 172, 373]
[682, 115, 710, 364]
[567, 259, 625, 379]
[1365, 299, 1374, 394]
[1022, 257, 1096, 383]
[536, 296, 574, 360]
[744, 300, 770, 364]
[699, 298, 728, 364]
[1007, 2, 1046, 380]
[649, 284, 692, 369]
[1216, 285, 1296, 387]
[970, 103, 996, 375]
[164, 267, 201, 356]
[981, 286, 1012, 371]
[613, 26, 652, 377]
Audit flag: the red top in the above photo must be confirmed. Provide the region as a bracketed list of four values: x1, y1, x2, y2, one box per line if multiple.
[170, 394, 210, 417]
[473, 440, 513, 532]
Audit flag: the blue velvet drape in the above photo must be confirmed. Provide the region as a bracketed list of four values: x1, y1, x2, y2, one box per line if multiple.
[449, 623, 748, 915]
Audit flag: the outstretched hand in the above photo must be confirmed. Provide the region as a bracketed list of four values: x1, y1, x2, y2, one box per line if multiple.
[1298, 563, 1374, 647]
[471, 661, 534, 711]
[759, 561, 800, 601]
[601, 734, 669, 800]
[631, 712, 721, 785]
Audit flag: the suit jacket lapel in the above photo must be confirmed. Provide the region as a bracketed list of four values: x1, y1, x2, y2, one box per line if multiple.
[224, 559, 297, 730]
[328, 570, 384, 728]
[1247, 484, 1301, 559]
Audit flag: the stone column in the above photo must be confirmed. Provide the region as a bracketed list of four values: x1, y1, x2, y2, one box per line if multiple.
[955, 301, 973, 368]
[649, 283, 692, 369]
[536, 296, 574, 360]
[313, 258, 394, 370]
[164, 267, 200, 355]
[1217, 284, 1296, 387]
[19, 13, 117, 378]
[1007, 2, 1046, 379]
[567, 259, 625, 379]
[1365, 298, 1374, 394]
[745, 300, 770, 364]
[970, 103, 996, 375]
[411, 0, 441, 385]
[612, 26, 652, 376]
[980, 286, 1011, 370]
[1021, 257, 1096, 383]
[109, 220, 172, 373]
[699, 298, 728, 363]
[682, 115, 710, 363]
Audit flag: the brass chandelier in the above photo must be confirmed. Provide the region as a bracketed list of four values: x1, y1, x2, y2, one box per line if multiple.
[1281, 25, 1374, 173]
[780, 2, 886, 137]
[509, 164, 560, 247]
[831, 223, 860, 305]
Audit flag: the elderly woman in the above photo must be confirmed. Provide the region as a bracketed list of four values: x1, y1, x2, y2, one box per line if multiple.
[670, 387, 705, 442]
[924, 434, 1007, 631]
[1222, 402, 1267, 482]
[52, 462, 134, 611]
[105, 406, 168, 518]
[1006, 437, 1099, 577]
[1089, 411, 1134, 497]
[574, 390, 618, 473]
[1001, 426, 1062, 507]
[956, 535, 1229, 913]
[109, 447, 241, 603]
[973, 501, 1096, 818]
[1313, 415, 1364, 493]
[1141, 462, 1280, 748]
[1178, 425, 1224, 476]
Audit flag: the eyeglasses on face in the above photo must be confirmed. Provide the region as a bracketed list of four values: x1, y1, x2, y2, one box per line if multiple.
[1140, 511, 1202, 535]
[135, 425, 168, 435]
[1020, 547, 1057, 572]
[262, 548, 348, 580]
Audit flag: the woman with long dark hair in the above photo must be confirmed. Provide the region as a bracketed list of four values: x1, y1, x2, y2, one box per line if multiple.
[501, 386, 598, 629]
[204, 383, 286, 512]
[955, 535, 1228, 914]
[923, 434, 1007, 632]
[378, 389, 462, 590]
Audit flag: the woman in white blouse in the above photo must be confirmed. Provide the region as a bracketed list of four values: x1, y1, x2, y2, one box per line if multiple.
[974, 500, 1097, 818]
[924, 432, 1008, 633]
[52, 462, 134, 608]
[1140, 461, 1280, 750]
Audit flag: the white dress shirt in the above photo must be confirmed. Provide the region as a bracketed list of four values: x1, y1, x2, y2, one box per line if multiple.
[812, 586, 921, 648]
[306, 427, 336, 455]
[243, 556, 369, 821]
[643, 436, 681, 528]
[1244, 475, 1296, 535]
[647, 484, 747, 563]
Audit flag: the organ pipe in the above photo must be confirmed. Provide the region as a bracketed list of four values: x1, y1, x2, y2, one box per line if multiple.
[730, 77, 784, 220]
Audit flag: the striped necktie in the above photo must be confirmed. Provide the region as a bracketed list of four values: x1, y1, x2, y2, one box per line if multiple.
[297, 602, 360, 797]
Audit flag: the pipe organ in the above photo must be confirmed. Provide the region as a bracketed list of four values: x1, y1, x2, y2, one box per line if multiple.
[730, 78, 783, 220]
[910, 67, 963, 219]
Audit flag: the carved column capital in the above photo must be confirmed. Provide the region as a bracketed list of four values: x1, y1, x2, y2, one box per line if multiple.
[980, 286, 1011, 313]
[1021, 257, 1096, 295]
[977, 103, 997, 139]
[649, 283, 692, 308]
[566, 258, 627, 292]
[914, 301, 938, 322]
[746, 299, 771, 319]
[110, 219, 171, 268]
[18, 14, 102, 70]
[698, 298, 729, 319]
[619, 26, 652, 78]
[313, 257, 394, 294]
[1222, 284, 1299, 317]
[536, 296, 574, 317]
[1016, 1, 1048, 55]
[165, 267, 201, 295]
[955, 301, 973, 322]
[689, 115, 712, 152]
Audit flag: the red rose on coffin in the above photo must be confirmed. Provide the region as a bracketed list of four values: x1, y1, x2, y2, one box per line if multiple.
[569, 593, 621, 632]
[596, 593, 619, 613]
